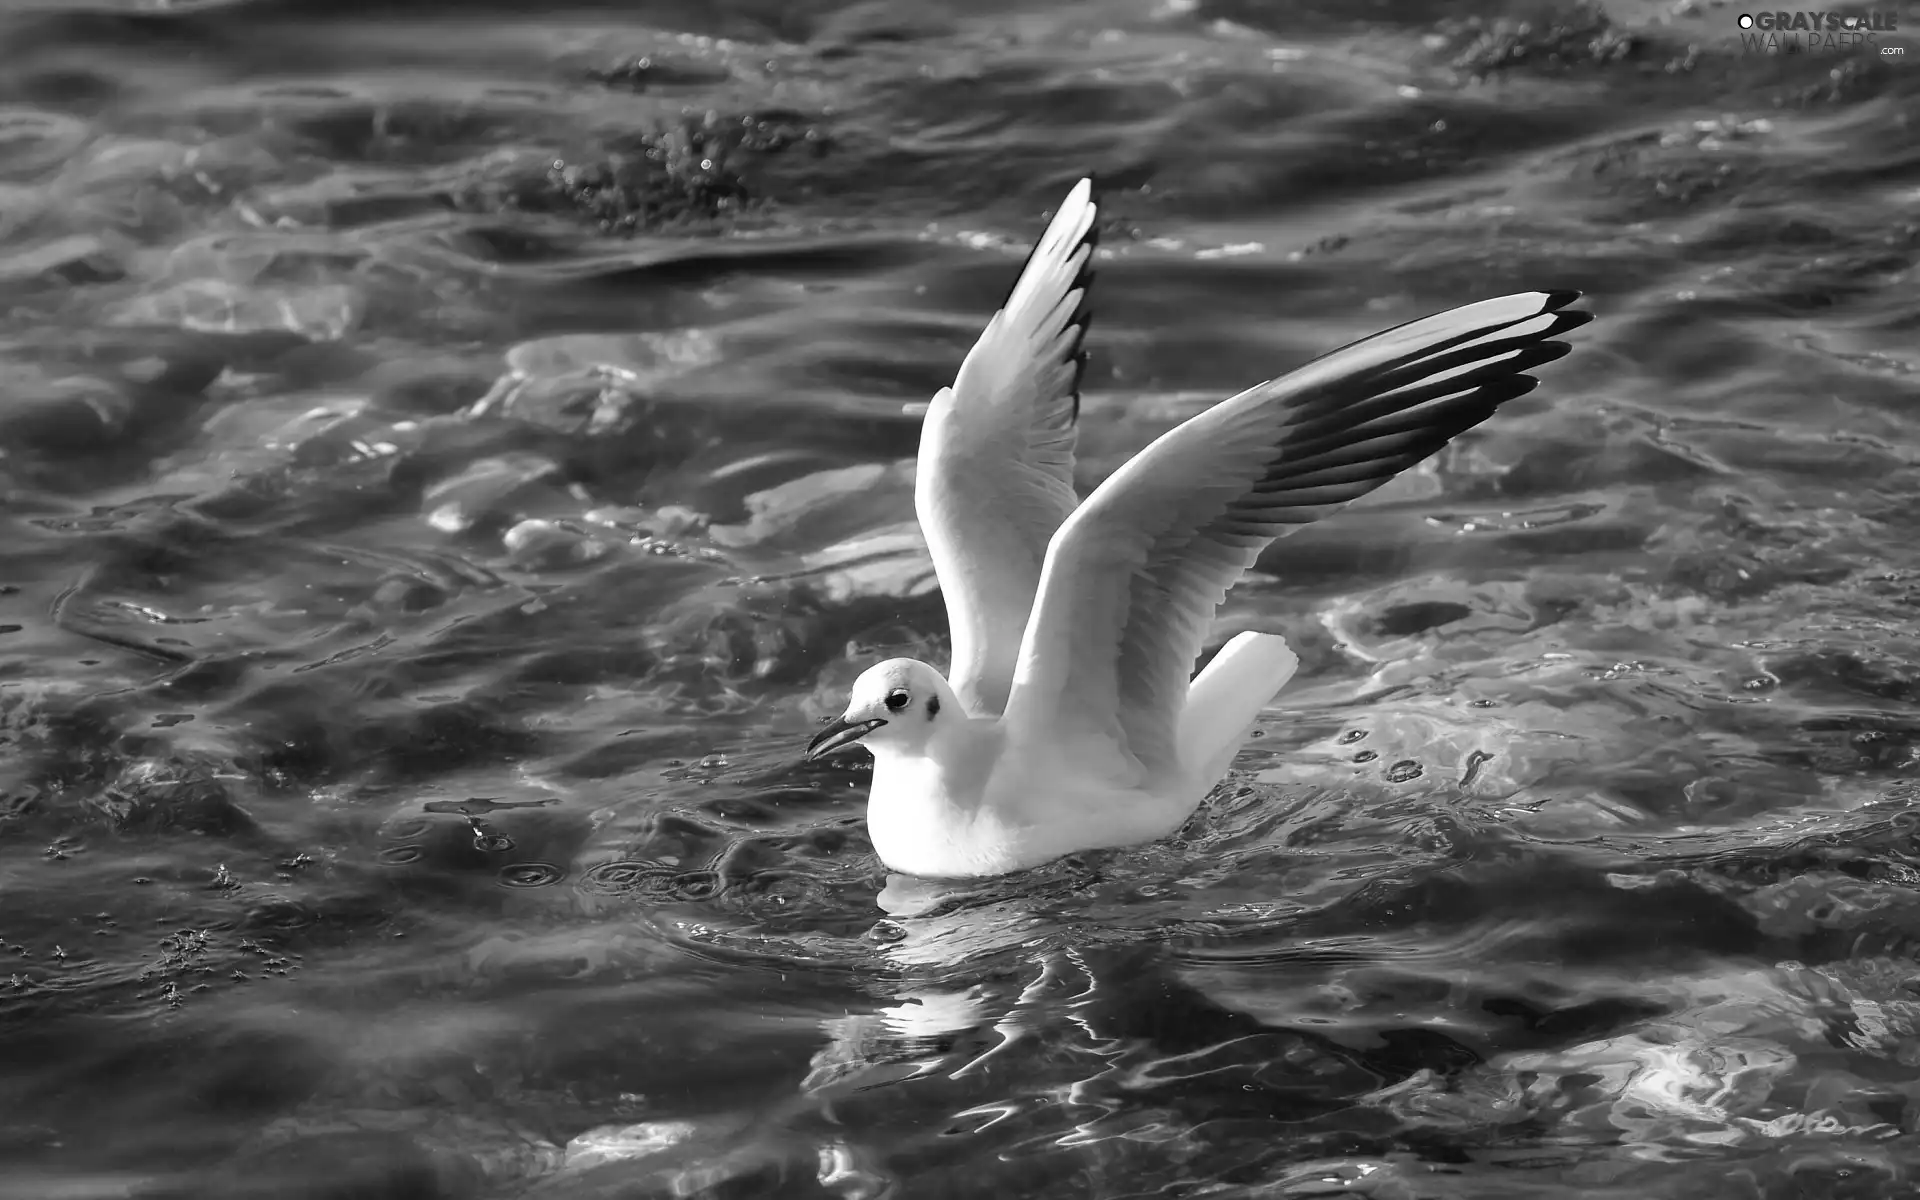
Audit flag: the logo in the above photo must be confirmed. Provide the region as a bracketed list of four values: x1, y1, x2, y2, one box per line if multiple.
[1736, 10, 1906, 55]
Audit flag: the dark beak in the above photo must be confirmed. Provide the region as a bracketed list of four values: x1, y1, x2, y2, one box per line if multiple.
[806, 716, 886, 760]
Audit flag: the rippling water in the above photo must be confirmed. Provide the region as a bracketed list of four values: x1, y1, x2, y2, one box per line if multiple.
[3, 0, 1920, 1195]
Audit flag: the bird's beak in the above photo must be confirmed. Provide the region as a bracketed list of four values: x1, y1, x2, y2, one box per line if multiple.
[806, 715, 886, 760]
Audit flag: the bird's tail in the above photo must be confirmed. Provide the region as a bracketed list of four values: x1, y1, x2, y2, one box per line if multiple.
[1178, 631, 1299, 786]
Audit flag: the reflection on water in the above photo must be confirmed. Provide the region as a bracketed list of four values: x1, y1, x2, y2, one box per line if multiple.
[2, 0, 1920, 1195]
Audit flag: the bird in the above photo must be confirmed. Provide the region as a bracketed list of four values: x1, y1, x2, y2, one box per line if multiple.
[805, 178, 1590, 880]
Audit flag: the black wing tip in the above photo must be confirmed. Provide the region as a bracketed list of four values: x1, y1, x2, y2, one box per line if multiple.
[1526, 339, 1576, 370]
[1066, 262, 1096, 427]
[1424, 345, 1561, 417]
[1532, 292, 1594, 343]
[1482, 338, 1575, 381]
[984, 179, 1101, 425]
[1262, 336, 1568, 490]
[995, 177, 1102, 312]
[1235, 291, 1589, 525]
[1342, 299, 1589, 413]
[1251, 370, 1544, 502]
[1543, 306, 1593, 337]
[1300, 288, 1593, 386]
[1486, 293, 1592, 349]
[1479, 372, 1543, 407]
[1060, 181, 1100, 425]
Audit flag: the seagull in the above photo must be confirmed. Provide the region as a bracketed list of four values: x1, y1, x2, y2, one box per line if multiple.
[805, 178, 1590, 879]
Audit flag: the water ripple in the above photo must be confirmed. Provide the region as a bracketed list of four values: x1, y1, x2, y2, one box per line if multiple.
[0, 1, 1917, 1196]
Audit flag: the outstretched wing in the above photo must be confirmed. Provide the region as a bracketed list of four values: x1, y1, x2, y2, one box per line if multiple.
[1002, 290, 1592, 775]
[916, 178, 1098, 717]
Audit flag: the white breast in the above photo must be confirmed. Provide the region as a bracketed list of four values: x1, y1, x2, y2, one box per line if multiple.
[865, 738, 1204, 878]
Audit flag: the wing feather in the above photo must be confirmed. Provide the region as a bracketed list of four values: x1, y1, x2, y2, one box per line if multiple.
[1003, 290, 1592, 774]
[917, 179, 1099, 716]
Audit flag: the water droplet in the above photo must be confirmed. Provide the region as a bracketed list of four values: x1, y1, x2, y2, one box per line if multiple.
[579, 860, 697, 898]
[1384, 760, 1424, 783]
[1353, 750, 1378, 763]
[383, 817, 434, 842]
[1338, 729, 1368, 745]
[376, 845, 424, 865]
[477, 834, 515, 853]
[497, 862, 565, 888]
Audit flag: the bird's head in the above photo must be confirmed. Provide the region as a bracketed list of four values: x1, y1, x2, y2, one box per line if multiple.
[806, 658, 955, 761]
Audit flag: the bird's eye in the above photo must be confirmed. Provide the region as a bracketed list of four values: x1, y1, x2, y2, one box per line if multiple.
[884, 690, 910, 711]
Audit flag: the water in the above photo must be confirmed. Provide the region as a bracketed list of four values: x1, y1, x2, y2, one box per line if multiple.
[1, 0, 1919, 1195]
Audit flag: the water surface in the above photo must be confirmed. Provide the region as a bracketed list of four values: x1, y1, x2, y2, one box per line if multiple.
[4, 0, 1920, 1196]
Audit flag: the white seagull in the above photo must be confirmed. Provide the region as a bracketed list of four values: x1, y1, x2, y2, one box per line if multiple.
[806, 179, 1590, 879]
